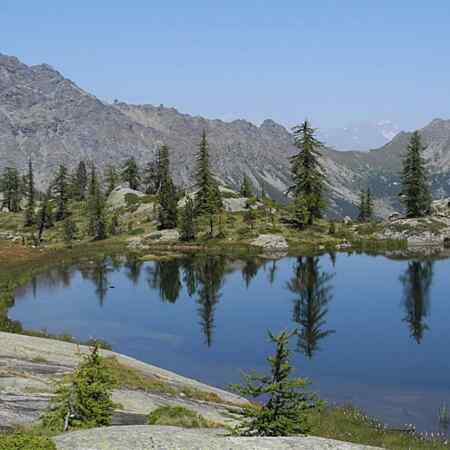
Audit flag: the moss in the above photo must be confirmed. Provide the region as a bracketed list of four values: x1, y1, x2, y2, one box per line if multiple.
[147, 406, 218, 428]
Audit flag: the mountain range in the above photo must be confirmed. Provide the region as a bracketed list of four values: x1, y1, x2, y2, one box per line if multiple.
[1, 52, 450, 218]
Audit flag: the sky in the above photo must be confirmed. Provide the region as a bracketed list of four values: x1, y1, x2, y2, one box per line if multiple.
[1, 1, 449, 130]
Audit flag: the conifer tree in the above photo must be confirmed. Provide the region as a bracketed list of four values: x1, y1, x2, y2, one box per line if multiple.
[42, 344, 116, 431]
[240, 174, 253, 197]
[36, 188, 52, 243]
[63, 216, 77, 247]
[73, 161, 88, 201]
[289, 121, 326, 226]
[401, 131, 431, 217]
[180, 197, 196, 241]
[157, 145, 178, 229]
[53, 164, 69, 221]
[194, 130, 223, 234]
[142, 159, 159, 194]
[87, 166, 107, 240]
[231, 330, 321, 436]
[0, 167, 21, 212]
[121, 157, 140, 190]
[24, 158, 35, 226]
[357, 188, 374, 222]
[104, 165, 119, 196]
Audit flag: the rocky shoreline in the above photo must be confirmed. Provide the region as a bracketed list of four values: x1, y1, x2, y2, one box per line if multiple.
[0, 332, 382, 449]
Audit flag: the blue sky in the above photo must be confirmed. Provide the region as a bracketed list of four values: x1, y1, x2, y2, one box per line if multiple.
[2, 1, 449, 130]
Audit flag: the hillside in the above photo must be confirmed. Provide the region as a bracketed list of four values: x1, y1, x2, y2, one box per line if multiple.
[1, 52, 450, 218]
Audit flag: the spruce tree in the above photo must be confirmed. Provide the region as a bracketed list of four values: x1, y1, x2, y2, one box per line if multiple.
[289, 120, 326, 226]
[194, 130, 223, 234]
[401, 131, 431, 217]
[180, 197, 196, 241]
[357, 188, 374, 222]
[231, 330, 321, 436]
[74, 161, 88, 201]
[240, 174, 253, 197]
[121, 157, 140, 190]
[24, 158, 35, 226]
[53, 164, 69, 221]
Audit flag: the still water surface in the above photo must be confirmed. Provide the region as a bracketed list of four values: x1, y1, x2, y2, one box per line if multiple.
[9, 252, 450, 432]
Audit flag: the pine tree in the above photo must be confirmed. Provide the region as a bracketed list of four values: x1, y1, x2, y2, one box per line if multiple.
[142, 159, 159, 194]
[0, 167, 21, 212]
[231, 330, 321, 436]
[104, 165, 119, 196]
[366, 187, 374, 220]
[42, 344, 116, 431]
[194, 130, 223, 234]
[240, 174, 253, 197]
[24, 158, 35, 226]
[53, 165, 69, 221]
[289, 120, 326, 226]
[180, 197, 196, 241]
[121, 157, 140, 190]
[401, 131, 431, 218]
[73, 161, 88, 201]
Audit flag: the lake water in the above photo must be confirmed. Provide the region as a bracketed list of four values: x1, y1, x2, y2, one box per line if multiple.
[8, 252, 450, 432]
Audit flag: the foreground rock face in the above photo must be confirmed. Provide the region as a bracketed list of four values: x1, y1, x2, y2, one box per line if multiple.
[251, 234, 289, 250]
[53, 425, 382, 450]
[0, 332, 244, 430]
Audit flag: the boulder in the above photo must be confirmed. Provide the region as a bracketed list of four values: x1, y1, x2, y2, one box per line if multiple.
[431, 198, 450, 216]
[251, 234, 289, 250]
[107, 185, 146, 210]
[145, 229, 180, 243]
[388, 212, 402, 221]
[343, 216, 352, 225]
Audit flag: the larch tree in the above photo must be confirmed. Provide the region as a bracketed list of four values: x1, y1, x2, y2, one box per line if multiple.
[121, 157, 140, 190]
[157, 145, 178, 229]
[73, 161, 88, 201]
[400, 131, 431, 218]
[194, 130, 223, 235]
[24, 158, 35, 226]
[240, 174, 253, 197]
[289, 120, 326, 226]
[0, 167, 21, 212]
[53, 164, 69, 221]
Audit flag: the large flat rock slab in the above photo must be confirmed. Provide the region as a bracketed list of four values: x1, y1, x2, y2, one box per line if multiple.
[53, 425, 383, 449]
[0, 332, 245, 429]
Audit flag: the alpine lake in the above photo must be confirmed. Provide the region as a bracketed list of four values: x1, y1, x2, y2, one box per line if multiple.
[8, 250, 450, 433]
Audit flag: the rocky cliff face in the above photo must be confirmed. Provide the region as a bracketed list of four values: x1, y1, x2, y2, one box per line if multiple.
[1, 53, 450, 218]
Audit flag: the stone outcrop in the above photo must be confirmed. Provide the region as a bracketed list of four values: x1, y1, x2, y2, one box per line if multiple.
[144, 229, 180, 243]
[107, 185, 147, 210]
[0, 332, 244, 431]
[53, 425, 382, 450]
[251, 234, 289, 250]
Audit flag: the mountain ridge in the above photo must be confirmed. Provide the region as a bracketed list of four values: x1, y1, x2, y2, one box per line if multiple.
[1, 52, 450, 217]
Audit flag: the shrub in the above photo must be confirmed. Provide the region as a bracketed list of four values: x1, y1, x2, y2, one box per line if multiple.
[147, 406, 215, 428]
[0, 433, 56, 450]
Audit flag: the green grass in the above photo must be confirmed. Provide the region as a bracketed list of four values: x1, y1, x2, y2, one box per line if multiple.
[104, 356, 225, 403]
[310, 405, 450, 450]
[147, 406, 218, 428]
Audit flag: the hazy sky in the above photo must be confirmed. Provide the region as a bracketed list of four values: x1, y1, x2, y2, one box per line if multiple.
[2, 1, 449, 130]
